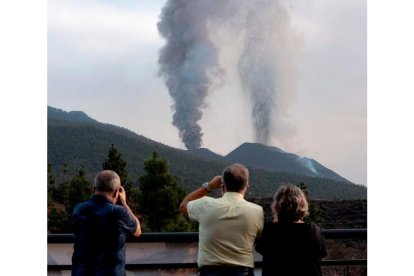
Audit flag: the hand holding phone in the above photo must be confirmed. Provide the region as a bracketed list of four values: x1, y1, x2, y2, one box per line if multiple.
[118, 186, 127, 206]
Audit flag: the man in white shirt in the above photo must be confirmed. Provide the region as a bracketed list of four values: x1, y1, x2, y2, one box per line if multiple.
[179, 164, 264, 276]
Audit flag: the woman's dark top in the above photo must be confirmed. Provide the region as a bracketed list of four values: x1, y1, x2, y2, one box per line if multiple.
[255, 222, 327, 276]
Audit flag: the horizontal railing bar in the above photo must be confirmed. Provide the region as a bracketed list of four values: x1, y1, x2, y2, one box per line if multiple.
[48, 229, 367, 271]
[48, 228, 367, 244]
[321, 259, 367, 266]
[48, 259, 367, 271]
[47, 232, 200, 243]
[322, 228, 367, 239]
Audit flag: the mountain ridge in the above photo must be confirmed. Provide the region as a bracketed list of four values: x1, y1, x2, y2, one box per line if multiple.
[47, 106, 366, 200]
[224, 142, 350, 183]
[48, 106, 98, 124]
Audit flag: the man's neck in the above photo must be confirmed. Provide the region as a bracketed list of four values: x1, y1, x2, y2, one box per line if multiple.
[94, 191, 116, 204]
[222, 188, 246, 197]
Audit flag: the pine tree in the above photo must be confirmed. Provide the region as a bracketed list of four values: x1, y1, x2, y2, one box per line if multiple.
[297, 182, 324, 224]
[139, 151, 191, 232]
[64, 166, 92, 215]
[102, 144, 131, 193]
[48, 166, 91, 233]
[47, 163, 55, 207]
[297, 182, 308, 197]
[63, 162, 69, 180]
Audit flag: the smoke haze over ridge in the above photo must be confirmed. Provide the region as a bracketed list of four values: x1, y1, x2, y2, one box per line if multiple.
[157, 0, 301, 149]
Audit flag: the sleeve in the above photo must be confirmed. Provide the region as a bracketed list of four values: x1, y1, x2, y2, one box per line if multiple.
[255, 223, 267, 255]
[311, 223, 328, 258]
[71, 202, 85, 232]
[187, 197, 210, 222]
[257, 207, 264, 236]
[115, 206, 138, 235]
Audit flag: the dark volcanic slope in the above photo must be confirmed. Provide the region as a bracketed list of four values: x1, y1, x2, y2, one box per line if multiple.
[225, 142, 349, 183]
[186, 148, 223, 161]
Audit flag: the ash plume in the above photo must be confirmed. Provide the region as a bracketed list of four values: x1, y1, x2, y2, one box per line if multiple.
[157, 0, 223, 150]
[157, 0, 300, 148]
[238, 0, 300, 145]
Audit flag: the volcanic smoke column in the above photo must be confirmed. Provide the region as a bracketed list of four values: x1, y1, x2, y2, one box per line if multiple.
[157, 0, 222, 150]
[158, 0, 300, 148]
[238, 0, 300, 145]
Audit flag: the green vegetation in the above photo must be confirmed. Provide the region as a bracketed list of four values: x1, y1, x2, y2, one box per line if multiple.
[138, 151, 194, 232]
[63, 166, 92, 215]
[47, 106, 367, 233]
[48, 145, 195, 233]
[297, 182, 324, 224]
[47, 163, 54, 207]
[47, 107, 367, 201]
[102, 144, 132, 194]
[48, 166, 93, 233]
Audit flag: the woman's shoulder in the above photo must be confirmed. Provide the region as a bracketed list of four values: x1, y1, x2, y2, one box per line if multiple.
[308, 222, 322, 231]
[306, 222, 326, 242]
[262, 221, 311, 232]
[266, 222, 324, 234]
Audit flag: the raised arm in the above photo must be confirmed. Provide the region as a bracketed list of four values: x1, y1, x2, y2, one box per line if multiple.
[179, 175, 222, 216]
[118, 186, 142, 237]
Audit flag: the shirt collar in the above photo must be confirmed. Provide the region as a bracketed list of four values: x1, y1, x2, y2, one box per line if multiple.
[91, 194, 113, 204]
[222, 192, 244, 200]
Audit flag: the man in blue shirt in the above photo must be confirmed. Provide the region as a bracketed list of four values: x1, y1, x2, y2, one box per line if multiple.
[72, 170, 141, 276]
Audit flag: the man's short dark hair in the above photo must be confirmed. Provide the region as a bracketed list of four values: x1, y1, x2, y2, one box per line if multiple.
[94, 170, 121, 192]
[222, 164, 249, 192]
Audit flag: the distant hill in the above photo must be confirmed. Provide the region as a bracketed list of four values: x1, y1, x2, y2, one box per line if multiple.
[187, 148, 224, 161]
[47, 106, 367, 200]
[224, 142, 349, 183]
[48, 106, 98, 124]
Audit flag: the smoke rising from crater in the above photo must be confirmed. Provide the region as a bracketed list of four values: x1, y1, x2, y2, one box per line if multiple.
[157, 0, 223, 150]
[238, 0, 300, 145]
[158, 0, 300, 149]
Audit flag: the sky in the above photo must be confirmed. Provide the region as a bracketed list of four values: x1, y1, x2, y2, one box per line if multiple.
[4, 1, 414, 274]
[47, 0, 367, 185]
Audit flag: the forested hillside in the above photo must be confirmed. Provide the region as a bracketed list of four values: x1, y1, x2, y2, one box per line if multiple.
[47, 106, 367, 200]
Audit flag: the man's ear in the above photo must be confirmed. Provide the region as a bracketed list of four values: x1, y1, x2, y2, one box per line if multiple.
[113, 188, 119, 199]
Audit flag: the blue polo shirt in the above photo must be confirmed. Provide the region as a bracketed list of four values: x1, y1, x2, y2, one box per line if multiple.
[71, 195, 137, 276]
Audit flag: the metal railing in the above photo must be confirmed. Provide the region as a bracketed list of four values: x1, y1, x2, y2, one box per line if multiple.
[48, 229, 367, 271]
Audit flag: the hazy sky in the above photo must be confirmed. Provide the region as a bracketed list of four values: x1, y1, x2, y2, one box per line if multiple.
[48, 0, 367, 185]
